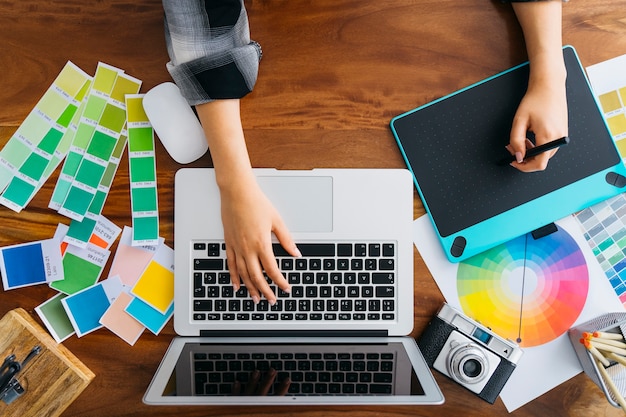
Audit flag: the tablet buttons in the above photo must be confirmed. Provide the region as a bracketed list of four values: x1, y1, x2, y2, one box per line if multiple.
[450, 236, 466, 258]
[605, 172, 626, 188]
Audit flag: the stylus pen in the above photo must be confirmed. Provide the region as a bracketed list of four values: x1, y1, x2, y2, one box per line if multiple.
[498, 136, 570, 165]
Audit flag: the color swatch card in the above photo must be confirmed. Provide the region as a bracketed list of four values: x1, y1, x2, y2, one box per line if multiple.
[412, 214, 623, 411]
[50, 62, 141, 223]
[0, 238, 64, 290]
[35, 292, 75, 343]
[63, 128, 129, 246]
[0, 61, 92, 212]
[587, 53, 626, 157]
[574, 195, 626, 306]
[57, 67, 141, 221]
[126, 95, 159, 246]
[64, 213, 122, 249]
[49, 62, 121, 211]
[108, 226, 163, 287]
[62, 275, 124, 337]
[37, 78, 93, 197]
[99, 291, 145, 346]
[50, 243, 110, 295]
[130, 242, 174, 314]
[125, 296, 174, 336]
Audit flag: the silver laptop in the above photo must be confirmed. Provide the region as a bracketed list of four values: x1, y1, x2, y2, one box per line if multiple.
[144, 168, 443, 405]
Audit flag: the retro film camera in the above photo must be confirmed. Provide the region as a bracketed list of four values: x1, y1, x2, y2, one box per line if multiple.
[418, 303, 523, 403]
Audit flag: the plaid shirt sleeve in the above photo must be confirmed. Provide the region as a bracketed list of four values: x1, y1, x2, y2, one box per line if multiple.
[162, 0, 262, 106]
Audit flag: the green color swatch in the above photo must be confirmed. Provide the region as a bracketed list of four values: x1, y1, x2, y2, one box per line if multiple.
[126, 94, 159, 246]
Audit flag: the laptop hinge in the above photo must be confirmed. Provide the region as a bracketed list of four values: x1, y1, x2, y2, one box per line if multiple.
[199, 330, 388, 338]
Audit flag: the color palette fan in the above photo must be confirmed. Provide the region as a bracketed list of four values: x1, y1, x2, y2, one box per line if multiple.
[456, 224, 589, 347]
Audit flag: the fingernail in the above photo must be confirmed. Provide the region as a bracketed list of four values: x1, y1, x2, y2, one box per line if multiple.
[294, 246, 302, 258]
[515, 152, 523, 163]
[233, 283, 240, 291]
[283, 286, 291, 294]
[269, 299, 276, 306]
[252, 295, 260, 304]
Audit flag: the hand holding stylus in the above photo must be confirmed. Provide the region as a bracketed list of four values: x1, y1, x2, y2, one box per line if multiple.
[499, 136, 569, 166]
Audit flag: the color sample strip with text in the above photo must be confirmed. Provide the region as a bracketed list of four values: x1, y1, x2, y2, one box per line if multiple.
[126, 95, 159, 246]
[57, 66, 141, 221]
[0, 62, 92, 212]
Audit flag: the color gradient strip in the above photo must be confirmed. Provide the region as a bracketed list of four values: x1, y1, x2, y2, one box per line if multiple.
[0, 62, 92, 212]
[57, 69, 141, 221]
[49, 62, 121, 211]
[126, 94, 159, 246]
[63, 130, 128, 248]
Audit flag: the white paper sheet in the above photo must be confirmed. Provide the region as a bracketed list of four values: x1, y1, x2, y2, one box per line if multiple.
[413, 214, 624, 411]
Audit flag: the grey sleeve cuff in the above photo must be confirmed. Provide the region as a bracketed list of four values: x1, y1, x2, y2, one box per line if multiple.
[162, 0, 262, 106]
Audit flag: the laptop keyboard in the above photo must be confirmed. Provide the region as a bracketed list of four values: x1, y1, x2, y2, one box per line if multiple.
[191, 241, 397, 322]
[192, 349, 396, 396]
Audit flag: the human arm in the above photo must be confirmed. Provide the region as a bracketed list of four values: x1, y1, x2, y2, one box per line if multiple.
[195, 99, 299, 304]
[161, 0, 300, 303]
[507, 0, 568, 172]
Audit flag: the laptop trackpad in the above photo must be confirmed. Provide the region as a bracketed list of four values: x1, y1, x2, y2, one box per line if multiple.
[257, 176, 333, 233]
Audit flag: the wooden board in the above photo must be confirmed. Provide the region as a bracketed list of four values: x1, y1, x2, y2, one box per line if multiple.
[0, 308, 94, 417]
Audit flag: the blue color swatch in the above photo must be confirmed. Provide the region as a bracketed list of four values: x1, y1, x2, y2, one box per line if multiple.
[125, 296, 173, 335]
[1, 243, 46, 288]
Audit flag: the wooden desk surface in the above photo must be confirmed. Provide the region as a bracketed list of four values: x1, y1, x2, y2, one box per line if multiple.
[1, 1, 625, 415]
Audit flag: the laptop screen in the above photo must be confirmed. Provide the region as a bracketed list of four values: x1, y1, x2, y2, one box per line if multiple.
[169, 342, 421, 397]
[144, 337, 444, 405]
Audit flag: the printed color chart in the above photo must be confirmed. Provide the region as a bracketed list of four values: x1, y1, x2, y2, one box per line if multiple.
[575, 54, 626, 307]
[588, 53, 626, 157]
[0, 62, 92, 212]
[575, 196, 626, 305]
[126, 95, 159, 246]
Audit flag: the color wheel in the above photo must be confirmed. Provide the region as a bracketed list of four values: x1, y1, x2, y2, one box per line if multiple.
[457, 225, 588, 347]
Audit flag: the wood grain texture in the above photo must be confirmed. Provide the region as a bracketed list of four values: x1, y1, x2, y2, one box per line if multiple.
[0, 0, 625, 416]
[0, 309, 94, 417]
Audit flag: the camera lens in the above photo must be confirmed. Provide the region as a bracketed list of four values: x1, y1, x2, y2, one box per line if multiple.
[462, 358, 482, 378]
[447, 342, 489, 385]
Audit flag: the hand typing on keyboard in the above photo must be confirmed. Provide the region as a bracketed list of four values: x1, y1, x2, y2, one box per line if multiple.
[193, 241, 397, 323]
[219, 178, 301, 305]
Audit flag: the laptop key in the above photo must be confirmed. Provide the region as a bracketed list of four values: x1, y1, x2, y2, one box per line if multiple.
[194, 259, 224, 270]
[370, 384, 393, 394]
[375, 286, 395, 297]
[194, 300, 212, 311]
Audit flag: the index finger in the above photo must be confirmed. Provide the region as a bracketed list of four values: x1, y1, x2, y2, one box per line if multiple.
[511, 149, 555, 172]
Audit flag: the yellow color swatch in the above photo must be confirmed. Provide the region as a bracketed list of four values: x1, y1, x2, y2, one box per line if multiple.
[608, 113, 626, 137]
[599, 90, 622, 114]
[54, 62, 92, 97]
[131, 261, 174, 313]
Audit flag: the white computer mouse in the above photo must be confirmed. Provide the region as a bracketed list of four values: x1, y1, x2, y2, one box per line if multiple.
[143, 82, 209, 164]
